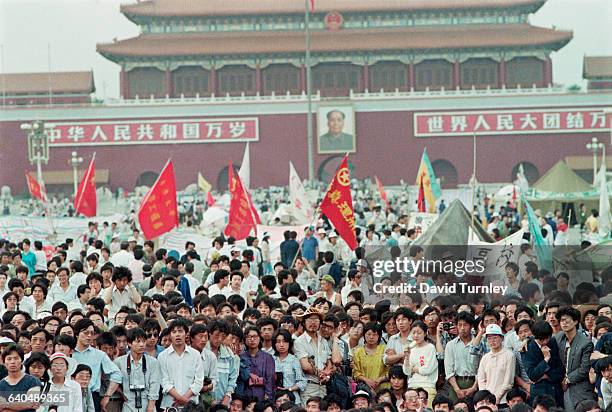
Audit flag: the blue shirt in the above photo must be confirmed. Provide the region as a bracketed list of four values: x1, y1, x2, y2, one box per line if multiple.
[21, 251, 36, 277]
[301, 237, 318, 261]
[210, 344, 239, 402]
[0, 374, 41, 412]
[72, 345, 122, 393]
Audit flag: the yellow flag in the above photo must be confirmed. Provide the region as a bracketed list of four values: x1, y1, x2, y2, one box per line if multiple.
[198, 172, 212, 194]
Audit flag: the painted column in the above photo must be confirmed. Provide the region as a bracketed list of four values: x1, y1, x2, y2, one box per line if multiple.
[408, 62, 415, 90]
[165, 69, 172, 97]
[498, 59, 506, 88]
[300, 64, 306, 92]
[210, 67, 217, 95]
[120, 66, 129, 98]
[363, 64, 370, 91]
[255, 64, 262, 94]
[453, 60, 460, 89]
[544, 56, 553, 87]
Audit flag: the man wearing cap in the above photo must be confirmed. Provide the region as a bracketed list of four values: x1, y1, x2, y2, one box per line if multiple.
[316, 275, 342, 306]
[477, 324, 515, 406]
[316, 228, 331, 257]
[350, 390, 370, 409]
[294, 308, 342, 400]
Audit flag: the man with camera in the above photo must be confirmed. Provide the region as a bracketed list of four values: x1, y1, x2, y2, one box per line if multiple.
[113, 327, 161, 412]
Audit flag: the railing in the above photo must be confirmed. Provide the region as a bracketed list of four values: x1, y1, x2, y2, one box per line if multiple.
[0, 84, 593, 110]
[350, 84, 567, 100]
[106, 90, 322, 106]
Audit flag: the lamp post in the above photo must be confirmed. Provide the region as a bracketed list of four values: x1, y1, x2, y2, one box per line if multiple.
[586, 137, 604, 184]
[69, 151, 83, 197]
[20, 120, 56, 235]
[21, 120, 52, 189]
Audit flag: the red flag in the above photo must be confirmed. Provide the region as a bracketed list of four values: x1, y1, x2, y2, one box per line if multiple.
[374, 175, 390, 209]
[206, 191, 216, 207]
[74, 155, 97, 217]
[319, 155, 358, 250]
[310, 0, 315, 12]
[138, 160, 179, 239]
[417, 176, 426, 213]
[25, 173, 47, 202]
[225, 162, 258, 240]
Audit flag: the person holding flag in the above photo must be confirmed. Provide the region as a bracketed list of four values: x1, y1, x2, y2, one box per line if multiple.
[415, 148, 442, 214]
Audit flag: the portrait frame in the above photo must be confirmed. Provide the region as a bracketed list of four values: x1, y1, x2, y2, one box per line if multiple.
[317, 104, 356, 154]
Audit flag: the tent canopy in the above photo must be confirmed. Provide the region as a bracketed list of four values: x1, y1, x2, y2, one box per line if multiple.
[414, 199, 493, 247]
[533, 160, 592, 193]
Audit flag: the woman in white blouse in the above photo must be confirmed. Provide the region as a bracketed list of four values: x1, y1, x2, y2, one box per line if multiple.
[403, 320, 438, 408]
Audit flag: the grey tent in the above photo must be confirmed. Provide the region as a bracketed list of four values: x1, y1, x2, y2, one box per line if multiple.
[410, 199, 494, 261]
[415, 199, 493, 246]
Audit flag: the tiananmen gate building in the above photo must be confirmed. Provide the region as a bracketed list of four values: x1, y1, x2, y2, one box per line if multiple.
[1, 0, 611, 194]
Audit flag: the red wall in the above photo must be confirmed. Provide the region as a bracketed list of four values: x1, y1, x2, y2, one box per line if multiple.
[1, 110, 609, 194]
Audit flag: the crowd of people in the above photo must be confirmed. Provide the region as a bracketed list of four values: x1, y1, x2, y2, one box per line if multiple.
[0, 193, 609, 412]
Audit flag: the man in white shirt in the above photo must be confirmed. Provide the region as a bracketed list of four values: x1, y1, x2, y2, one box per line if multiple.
[33, 241, 47, 272]
[183, 262, 202, 300]
[239, 261, 259, 298]
[110, 242, 134, 268]
[185, 251, 205, 283]
[208, 269, 231, 298]
[158, 318, 204, 408]
[317, 229, 331, 255]
[48, 267, 77, 304]
[103, 266, 142, 320]
[341, 267, 369, 306]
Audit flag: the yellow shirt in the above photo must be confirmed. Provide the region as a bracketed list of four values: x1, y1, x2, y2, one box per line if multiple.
[352, 344, 389, 386]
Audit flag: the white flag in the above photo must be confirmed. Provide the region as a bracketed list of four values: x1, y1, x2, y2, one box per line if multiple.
[238, 143, 250, 190]
[599, 162, 610, 238]
[515, 163, 529, 194]
[467, 228, 525, 281]
[289, 161, 313, 224]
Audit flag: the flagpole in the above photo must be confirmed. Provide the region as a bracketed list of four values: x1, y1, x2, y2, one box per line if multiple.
[471, 133, 477, 237]
[305, 0, 314, 182]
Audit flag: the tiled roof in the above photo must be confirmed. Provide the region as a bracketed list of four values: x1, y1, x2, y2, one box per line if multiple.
[121, 0, 546, 17]
[583, 56, 612, 78]
[0, 71, 95, 95]
[97, 24, 572, 60]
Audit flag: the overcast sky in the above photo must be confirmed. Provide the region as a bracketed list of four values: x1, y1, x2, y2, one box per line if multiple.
[1, 0, 611, 99]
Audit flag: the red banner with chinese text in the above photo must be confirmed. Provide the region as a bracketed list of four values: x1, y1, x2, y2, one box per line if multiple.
[319, 155, 358, 250]
[46, 118, 259, 147]
[25, 173, 47, 202]
[137, 160, 179, 240]
[74, 155, 97, 217]
[414, 108, 609, 137]
[224, 163, 258, 240]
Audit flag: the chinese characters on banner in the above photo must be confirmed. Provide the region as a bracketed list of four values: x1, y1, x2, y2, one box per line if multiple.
[319, 155, 358, 250]
[46, 118, 259, 146]
[137, 160, 179, 240]
[414, 109, 609, 137]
